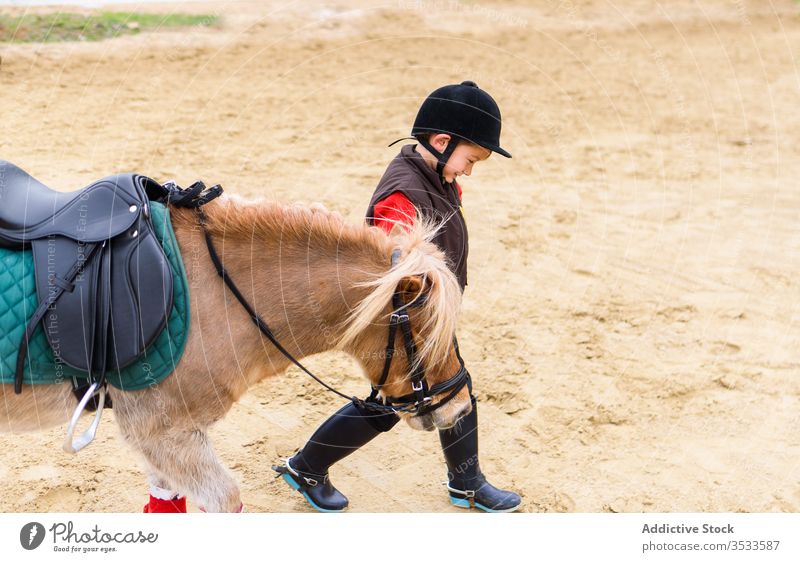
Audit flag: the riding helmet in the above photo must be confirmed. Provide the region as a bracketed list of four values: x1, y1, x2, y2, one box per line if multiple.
[411, 81, 511, 178]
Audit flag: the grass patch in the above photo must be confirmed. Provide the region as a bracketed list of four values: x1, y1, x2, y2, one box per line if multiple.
[0, 11, 219, 43]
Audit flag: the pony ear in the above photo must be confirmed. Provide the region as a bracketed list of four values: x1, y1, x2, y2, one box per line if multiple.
[397, 275, 424, 304]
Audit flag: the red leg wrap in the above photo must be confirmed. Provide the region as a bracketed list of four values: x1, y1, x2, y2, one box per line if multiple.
[142, 494, 187, 513]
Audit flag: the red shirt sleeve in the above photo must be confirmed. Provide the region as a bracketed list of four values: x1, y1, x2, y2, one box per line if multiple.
[372, 183, 463, 235]
[372, 192, 416, 234]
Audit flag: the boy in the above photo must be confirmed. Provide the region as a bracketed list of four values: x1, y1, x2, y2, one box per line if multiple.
[274, 81, 521, 513]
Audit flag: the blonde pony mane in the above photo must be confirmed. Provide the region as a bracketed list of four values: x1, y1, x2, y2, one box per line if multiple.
[182, 193, 390, 254]
[338, 215, 462, 374]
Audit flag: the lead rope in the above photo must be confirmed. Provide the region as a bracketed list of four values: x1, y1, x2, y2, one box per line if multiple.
[196, 208, 360, 404]
[196, 207, 412, 416]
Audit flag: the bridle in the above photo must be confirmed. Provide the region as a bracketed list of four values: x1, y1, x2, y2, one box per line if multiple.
[182, 183, 469, 418]
[363, 250, 470, 417]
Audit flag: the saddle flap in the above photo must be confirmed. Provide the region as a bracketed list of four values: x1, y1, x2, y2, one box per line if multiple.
[107, 222, 173, 371]
[31, 238, 99, 372]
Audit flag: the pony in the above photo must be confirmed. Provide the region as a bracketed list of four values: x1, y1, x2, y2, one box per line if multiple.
[0, 195, 471, 512]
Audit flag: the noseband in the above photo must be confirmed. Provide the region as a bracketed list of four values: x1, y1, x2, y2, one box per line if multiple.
[196, 205, 469, 418]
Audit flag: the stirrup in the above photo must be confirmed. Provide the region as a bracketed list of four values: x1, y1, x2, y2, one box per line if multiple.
[63, 382, 106, 454]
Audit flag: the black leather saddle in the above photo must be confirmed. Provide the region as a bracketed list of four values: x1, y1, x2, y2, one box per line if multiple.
[0, 160, 173, 394]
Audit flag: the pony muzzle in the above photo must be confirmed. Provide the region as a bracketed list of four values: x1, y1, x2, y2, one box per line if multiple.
[404, 388, 472, 431]
[430, 391, 472, 429]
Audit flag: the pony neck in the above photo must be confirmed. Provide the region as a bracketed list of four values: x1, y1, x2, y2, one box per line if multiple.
[170, 198, 393, 388]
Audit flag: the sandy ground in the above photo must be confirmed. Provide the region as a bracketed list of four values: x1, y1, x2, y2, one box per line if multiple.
[1, 0, 800, 512]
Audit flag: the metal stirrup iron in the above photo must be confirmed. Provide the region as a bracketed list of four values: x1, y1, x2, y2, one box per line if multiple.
[63, 382, 106, 453]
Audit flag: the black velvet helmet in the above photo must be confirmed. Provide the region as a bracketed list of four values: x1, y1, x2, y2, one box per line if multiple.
[411, 81, 511, 179]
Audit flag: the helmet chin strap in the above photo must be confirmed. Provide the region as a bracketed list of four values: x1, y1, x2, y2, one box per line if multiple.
[416, 135, 459, 183]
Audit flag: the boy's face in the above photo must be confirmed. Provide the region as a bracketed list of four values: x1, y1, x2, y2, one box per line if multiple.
[430, 134, 492, 184]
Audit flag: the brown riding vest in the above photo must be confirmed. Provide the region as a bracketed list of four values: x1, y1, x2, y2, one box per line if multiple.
[366, 144, 469, 290]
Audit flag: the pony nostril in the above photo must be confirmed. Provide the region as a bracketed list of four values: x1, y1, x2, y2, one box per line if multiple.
[451, 401, 472, 425]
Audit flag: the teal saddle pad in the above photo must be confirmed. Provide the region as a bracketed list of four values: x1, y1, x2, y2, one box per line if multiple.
[0, 202, 190, 391]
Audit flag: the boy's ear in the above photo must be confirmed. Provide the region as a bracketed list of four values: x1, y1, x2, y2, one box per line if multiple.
[430, 133, 452, 151]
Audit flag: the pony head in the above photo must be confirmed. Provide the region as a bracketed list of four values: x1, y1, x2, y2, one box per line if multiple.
[338, 216, 472, 430]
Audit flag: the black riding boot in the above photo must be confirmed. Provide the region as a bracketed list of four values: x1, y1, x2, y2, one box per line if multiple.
[439, 397, 522, 512]
[273, 400, 400, 512]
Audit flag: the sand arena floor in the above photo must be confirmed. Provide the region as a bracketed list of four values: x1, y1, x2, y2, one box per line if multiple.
[1, 0, 799, 512]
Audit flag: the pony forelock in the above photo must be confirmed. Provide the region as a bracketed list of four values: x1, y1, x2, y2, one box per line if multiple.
[337, 214, 461, 374]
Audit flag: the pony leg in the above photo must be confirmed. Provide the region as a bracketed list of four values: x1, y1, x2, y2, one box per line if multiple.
[134, 428, 242, 513]
[147, 472, 178, 493]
